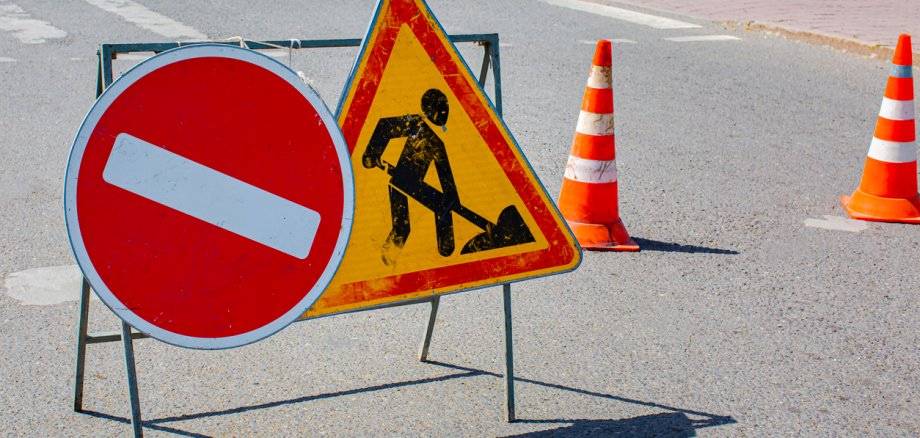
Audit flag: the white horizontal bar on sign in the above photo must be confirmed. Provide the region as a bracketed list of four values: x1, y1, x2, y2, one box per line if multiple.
[103, 133, 321, 259]
[0, 56, 15, 62]
[867, 137, 917, 163]
[0, 2, 67, 44]
[587, 65, 611, 89]
[543, 0, 700, 30]
[565, 156, 617, 184]
[665, 35, 741, 42]
[576, 111, 614, 136]
[83, 0, 206, 40]
[879, 97, 915, 121]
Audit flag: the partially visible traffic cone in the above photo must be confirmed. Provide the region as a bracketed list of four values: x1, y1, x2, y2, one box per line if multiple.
[558, 40, 639, 251]
[841, 34, 920, 223]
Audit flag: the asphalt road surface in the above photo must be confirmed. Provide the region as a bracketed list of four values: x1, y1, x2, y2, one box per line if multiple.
[1, 0, 918, 436]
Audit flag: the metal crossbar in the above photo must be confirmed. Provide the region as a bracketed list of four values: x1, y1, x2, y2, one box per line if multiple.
[95, 35, 502, 115]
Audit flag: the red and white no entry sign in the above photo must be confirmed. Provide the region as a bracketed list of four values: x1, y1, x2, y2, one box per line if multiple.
[64, 44, 354, 349]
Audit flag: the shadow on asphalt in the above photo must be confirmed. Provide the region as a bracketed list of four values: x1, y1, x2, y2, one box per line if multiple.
[426, 362, 735, 437]
[79, 360, 734, 437]
[631, 238, 739, 255]
[507, 412, 719, 437]
[79, 409, 210, 438]
[79, 364, 491, 437]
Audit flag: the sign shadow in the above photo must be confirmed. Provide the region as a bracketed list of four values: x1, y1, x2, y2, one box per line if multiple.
[79, 369, 485, 437]
[81, 360, 734, 436]
[425, 361, 736, 436]
[78, 410, 210, 438]
[508, 412, 724, 437]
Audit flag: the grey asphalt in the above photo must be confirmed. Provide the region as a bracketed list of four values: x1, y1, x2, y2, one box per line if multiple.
[1, 0, 919, 436]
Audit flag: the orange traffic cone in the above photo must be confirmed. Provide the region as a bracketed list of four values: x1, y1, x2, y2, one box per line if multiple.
[841, 34, 920, 223]
[558, 40, 639, 251]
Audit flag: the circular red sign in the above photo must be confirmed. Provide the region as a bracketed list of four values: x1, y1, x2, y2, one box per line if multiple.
[64, 45, 354, 349]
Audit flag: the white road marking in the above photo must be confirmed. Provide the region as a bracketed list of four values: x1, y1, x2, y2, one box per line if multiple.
[83, 0, 206, 40]
[0, 2, 67, 44]
[103, 133, 321, 259]
[804, 215, 868, 233]
[544, 0, 700, 29]
[2, 265, 97, 305]
[116, 50, 293, 62]
[665, 35, 741, 42]
[261, 49, 290, 58]
[117, 50, 288, 62]
[0, 56, 14, 62]
[113, 52, 152, 61]
[116, 50, 270, 62]
[118, 49, 289, 62]
[579, 39, 636, 44]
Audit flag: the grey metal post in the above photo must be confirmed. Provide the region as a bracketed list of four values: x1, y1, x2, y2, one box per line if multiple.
[95, 49, 104, 98]
[121, 321, 143, 437]
[490, 40, 502, 116]
[100, 44, 114, 89]
[502, 283, 516, 422]
[417, 296, 441, 362]
[477, 42, 491, 89]
[73, 278, 91, 411]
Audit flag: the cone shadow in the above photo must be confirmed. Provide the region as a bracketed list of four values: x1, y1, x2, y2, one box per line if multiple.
[631, 238, 738, 255]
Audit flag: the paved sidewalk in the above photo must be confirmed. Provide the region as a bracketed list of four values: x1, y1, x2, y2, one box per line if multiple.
[615, 0, 919, 57]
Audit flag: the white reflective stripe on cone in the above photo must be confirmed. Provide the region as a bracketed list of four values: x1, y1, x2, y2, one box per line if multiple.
[586, 65, 612, 89]
[867, 137, 917, 163]
[564, 156, 617, 183]
[878, 97, 915, 121]
[576, 111, 614, 136]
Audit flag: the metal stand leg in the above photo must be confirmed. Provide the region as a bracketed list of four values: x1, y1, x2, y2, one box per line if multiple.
[418, 296, 441, 362]
[74, 278, 91, 412]
[502, 283, 516, 422]
[121, 321, 143, 437]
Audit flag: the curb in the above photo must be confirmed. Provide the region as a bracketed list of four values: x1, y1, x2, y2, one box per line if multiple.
[726, 21, 920, 66]
[607, 0, 919, 66]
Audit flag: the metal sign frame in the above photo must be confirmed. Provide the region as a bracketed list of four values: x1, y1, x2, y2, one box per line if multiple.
[73, 35, 516, 438]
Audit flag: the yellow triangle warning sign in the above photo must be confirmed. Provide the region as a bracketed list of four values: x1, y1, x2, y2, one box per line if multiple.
[304, 0, 581, 318]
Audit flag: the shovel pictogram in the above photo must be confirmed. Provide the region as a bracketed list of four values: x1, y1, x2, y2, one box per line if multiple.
[377, 161, 535, 254]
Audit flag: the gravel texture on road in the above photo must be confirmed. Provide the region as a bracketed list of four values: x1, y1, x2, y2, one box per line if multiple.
[1, 0, 918, 436]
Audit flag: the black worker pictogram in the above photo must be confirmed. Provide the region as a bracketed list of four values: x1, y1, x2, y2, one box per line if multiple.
[362, 88, 536, 265]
